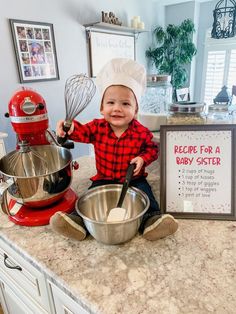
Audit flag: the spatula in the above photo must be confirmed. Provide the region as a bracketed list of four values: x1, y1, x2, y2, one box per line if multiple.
[106, 163, 135, 222]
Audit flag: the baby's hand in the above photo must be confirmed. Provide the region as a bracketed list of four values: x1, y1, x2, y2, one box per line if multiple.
[130, 157, 144, 176]
[56, 120, 74, 137]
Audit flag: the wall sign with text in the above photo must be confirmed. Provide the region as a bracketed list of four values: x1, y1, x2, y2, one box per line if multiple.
[160, 125, 236, 220]
[87, 30, 135, 77]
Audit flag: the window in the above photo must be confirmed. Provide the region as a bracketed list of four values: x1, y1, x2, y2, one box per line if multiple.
[202, 32, 236, 106]
[227, 49, 236, 89]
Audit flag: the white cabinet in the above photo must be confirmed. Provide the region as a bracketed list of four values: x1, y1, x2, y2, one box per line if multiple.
[0, 238, 51, 313]
[0, 133, 7, 159]
[0, 279, 48, 314]
[48, 281, 89, 314]
[0, 238, 90, 314]
[0, 132, 7, 183]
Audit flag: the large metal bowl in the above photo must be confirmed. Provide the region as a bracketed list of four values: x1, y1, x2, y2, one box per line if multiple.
[0, 145, 72, 207]
[75, 184, 150, 245]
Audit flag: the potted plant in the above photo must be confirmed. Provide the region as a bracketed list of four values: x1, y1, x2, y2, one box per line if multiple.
[146, 19, 197, 100]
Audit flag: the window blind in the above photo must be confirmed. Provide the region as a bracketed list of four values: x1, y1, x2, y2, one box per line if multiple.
[203, 34, 236, 105]
[227, 49, 236, 91]
[204, 51, 225, 105]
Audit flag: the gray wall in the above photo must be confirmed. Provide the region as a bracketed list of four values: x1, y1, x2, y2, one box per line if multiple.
[0, 0, 155, 158]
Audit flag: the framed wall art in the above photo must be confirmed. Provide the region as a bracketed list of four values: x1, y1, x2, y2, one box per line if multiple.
[9, 19, 59, 83]
[160, 124, 236, 220]
[87, 30, 135, 77]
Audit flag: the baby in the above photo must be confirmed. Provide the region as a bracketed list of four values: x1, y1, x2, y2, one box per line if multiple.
[50, 58, 178, 241]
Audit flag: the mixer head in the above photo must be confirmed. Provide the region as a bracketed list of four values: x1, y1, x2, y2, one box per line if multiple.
[6, 87, 49, 146]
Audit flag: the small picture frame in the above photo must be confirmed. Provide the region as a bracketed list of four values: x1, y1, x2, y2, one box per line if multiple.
[176, 87, 190, 102]
[9, 19, 59, 83]
[160, 124, 236, 220]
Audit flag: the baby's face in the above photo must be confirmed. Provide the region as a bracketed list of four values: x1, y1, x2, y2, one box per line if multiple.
[101, 85, 137, 131]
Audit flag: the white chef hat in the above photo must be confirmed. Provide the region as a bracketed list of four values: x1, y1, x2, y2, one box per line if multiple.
[96, 58, 146, 104]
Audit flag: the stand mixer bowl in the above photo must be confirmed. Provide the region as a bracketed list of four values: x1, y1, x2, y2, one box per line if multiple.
[0, 145, 72, 208]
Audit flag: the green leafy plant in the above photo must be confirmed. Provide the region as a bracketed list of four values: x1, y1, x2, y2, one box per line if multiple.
[146, 19, 197, 95]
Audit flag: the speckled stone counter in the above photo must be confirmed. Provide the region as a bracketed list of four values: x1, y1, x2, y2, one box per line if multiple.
[1, 156, 236, 314]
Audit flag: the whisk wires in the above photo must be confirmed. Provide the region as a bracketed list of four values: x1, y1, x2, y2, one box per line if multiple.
[64, 74, 96, 122]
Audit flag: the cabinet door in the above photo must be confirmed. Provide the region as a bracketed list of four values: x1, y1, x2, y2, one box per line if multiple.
[0, 239, 50, 312]
[49, 281, 89, 314]
[0, 139, 6, 159]
[0, 280, 48, 314]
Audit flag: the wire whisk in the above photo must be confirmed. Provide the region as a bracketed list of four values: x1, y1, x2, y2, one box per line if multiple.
[58, 74, 96, 145]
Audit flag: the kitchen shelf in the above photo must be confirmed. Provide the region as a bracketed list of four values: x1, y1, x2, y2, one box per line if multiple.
[84, 22, 148, 34]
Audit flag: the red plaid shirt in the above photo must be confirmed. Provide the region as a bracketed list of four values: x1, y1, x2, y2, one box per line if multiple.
[70, 118, 158, 182]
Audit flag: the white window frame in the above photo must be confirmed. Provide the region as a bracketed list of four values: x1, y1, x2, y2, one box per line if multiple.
[201, 30, 236, 105]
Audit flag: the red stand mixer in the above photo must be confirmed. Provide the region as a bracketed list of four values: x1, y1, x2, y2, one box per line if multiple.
[0, 88, 77, 226]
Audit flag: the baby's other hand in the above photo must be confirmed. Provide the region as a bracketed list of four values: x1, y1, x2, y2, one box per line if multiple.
[130, 157, 144, 176]
[56, 120, 74, 137]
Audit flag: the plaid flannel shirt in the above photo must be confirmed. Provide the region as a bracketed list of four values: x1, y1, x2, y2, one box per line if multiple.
[70, 118, 158, 182]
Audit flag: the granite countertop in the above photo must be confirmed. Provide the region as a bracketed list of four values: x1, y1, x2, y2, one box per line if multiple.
[1, 156, 236, 314]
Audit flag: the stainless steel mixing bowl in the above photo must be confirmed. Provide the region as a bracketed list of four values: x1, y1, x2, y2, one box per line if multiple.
[0, 145, 72, 207]
[75, 184, 150, 245]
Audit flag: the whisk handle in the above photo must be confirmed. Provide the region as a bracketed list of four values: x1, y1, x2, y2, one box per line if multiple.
[61, 141, 74, 149]
[57, 134, 68, 145]
[57, 133, 74, 148]
[57, 122, 71, 145]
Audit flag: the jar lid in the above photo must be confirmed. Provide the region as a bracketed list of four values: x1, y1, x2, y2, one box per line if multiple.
[213, 86, 230, 104]
[147, 74, 171, 83]
[208, 104, 229, 112]
[169, 102, 205, 113]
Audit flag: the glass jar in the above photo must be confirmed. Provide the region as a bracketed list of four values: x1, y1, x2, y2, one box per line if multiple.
[206, 104, 232, 124]
[167, 102, 206, 125]
[140, 75, 172, 114]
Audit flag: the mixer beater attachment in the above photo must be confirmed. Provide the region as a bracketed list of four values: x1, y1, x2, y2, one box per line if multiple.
[58, 74, 96, 144]
[7, 141, 48, 177]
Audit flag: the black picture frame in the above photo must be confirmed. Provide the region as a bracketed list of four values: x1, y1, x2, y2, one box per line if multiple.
[9, 19, 59, 83]
[160, 124, 236, 220]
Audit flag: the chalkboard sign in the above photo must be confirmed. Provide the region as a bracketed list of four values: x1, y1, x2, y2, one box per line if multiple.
[88, 31, 135, 77]
[160, 124, 236, 220]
